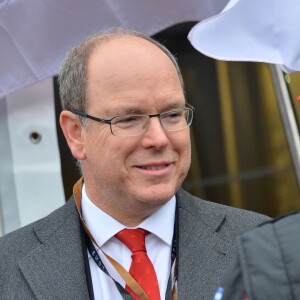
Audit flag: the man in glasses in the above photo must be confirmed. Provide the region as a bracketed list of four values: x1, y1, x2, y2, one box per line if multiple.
[0, 28, 268, 300]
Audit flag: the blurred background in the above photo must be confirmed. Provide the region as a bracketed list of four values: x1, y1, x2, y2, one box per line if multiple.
[1, 18, 300, 236]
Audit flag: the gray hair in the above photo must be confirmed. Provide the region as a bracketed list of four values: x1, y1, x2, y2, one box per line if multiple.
[58, 27, 185, 113]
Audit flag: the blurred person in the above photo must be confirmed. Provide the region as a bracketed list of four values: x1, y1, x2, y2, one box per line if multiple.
[214, 210, 300, 300]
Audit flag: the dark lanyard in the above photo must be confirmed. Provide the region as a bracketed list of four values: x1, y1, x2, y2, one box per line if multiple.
[83, 204, 178, 300]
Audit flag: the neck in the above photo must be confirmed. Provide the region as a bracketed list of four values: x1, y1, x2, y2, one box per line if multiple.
[82, 182, 165, 227]
[89, 197, 160, 227]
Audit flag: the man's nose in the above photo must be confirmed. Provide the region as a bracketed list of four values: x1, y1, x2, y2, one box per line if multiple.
[140, 117, 169, 149]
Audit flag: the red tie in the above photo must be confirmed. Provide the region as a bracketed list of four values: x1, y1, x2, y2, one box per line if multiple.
[115, 228, 160, 300]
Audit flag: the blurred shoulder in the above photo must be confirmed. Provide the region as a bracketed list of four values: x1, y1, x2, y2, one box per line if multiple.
[240, 209, 300, 240]
[177, 188, 270, 234]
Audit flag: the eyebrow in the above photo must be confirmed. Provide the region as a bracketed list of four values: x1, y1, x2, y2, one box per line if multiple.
[108, 101, 186, 116]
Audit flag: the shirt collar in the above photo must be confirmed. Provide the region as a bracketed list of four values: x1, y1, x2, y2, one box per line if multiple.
[138, 196, 175, 246]
[81, 184, 176, 247]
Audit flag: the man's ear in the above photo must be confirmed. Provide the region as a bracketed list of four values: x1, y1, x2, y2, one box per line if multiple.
[59, 111, 87, 160]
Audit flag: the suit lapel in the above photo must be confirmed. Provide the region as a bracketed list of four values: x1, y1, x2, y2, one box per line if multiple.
[177, 189, 232, 299]
[18, 199, 90, 300]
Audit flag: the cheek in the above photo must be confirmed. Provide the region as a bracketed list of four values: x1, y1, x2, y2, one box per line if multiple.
[177, 135, 192, 171]
[176, 133, 191, 157]
[86, 124, 113, 150]
[181, 148, 191, 171]
[84, 128, 112, 165]
[87, 135, 134, 170]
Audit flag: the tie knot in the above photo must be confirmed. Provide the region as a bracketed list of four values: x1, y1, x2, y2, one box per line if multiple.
[116, 228, 148, 253]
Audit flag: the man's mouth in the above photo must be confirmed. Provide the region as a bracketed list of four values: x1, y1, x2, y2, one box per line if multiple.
[139, 164, 168, 170]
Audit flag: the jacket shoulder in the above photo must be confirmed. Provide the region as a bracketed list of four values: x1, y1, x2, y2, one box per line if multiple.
[177, 188, 270, 235]
[0, 198, 77, 258]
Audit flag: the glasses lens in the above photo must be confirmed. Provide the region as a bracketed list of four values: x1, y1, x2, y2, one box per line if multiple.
[160, 108, 193, 131]
[110, 107, 193, 137]
[111, 115, 148, 137]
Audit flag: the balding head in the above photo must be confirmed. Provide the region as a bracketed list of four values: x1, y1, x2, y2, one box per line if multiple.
[58, 28, 184, 114]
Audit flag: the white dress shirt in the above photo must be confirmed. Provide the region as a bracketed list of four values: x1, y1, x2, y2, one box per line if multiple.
[81, 184, 176, 300]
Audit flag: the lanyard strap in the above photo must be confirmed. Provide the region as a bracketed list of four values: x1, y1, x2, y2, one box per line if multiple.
[73, 177, 178, 300]
[83, 229, 137, 300]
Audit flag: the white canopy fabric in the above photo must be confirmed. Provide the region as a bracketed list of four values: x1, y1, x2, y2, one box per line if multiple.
[188, 0, 300, 73]
[0, 0, 228, 99]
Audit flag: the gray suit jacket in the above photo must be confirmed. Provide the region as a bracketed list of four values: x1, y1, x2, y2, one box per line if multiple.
[0, 189, 268, 300]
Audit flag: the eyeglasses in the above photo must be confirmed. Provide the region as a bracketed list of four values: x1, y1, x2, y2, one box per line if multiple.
[71, 104, 194, 137]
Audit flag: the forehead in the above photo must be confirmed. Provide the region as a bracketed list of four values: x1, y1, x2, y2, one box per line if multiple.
[89, 35, 173, 65]
[85, 36, 184, 113]
[87, 36, 179, 80]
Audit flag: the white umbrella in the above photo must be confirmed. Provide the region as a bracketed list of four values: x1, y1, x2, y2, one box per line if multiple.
[188, 0, 300, 73]
[0, 0, 228, 99]
[188, 0, 300, 187]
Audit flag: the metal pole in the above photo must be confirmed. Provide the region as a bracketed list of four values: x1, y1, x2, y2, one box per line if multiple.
[269, 64, 300, 187]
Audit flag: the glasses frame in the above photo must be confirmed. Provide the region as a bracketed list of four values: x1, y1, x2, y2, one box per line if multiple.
[71, 103, 195, 137]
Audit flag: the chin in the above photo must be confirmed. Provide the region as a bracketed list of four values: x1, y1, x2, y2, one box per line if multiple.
[139, 185, 176, 205]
